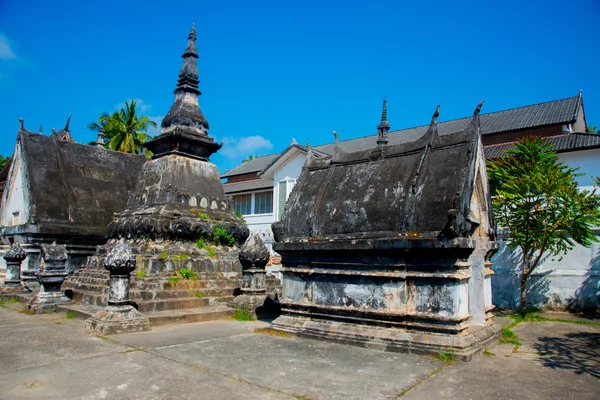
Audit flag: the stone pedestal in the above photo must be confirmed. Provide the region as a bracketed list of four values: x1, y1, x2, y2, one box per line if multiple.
[85, 241, 150, 335]
[27, 242, 71, 313]
[2, 242, 27, 293]
[233, 235, 270, 317]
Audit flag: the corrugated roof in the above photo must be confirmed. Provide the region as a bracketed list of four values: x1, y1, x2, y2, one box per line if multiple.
[221, 154, 278, 178]
[485, 133, 600, 160]
[223, 178, 274, 194]
[222, 94, 581, 178]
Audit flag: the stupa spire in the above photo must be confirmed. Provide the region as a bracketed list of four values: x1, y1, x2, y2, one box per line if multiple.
[145, 24, 221, 161]
[376, 99, 390, 145]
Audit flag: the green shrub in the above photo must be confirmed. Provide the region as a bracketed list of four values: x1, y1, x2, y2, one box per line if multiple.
[214, 225, 235, 247]
[196, 238, 216, 257]
[178, 268, 197, 280]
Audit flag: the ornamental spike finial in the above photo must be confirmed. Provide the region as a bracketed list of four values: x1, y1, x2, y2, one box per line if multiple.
[376, 99, 390, 146]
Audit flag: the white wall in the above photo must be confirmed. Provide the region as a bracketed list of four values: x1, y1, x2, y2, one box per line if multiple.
[492, 231, 600, 311]
[0, 143, 29, 227]
[558, 148, 600, 190]
[274, 153, 306, 220]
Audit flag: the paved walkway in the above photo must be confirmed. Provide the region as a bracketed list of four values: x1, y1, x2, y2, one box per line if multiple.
[0, 302, 598, 399]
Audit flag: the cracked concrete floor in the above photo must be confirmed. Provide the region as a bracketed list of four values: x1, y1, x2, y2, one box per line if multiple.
[0, 303, 598, 400]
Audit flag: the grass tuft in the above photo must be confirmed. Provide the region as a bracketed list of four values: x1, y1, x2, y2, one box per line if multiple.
[435, 349, 456, 364]
[136, 270, 146, 279]
[253, 327, 295, 338]
[232, 305, 256, 321]
[168, 276, 179, 285]
[66, 310, 76, 320]
[483, 348, 495, 357]
[159, 251, 168, 259]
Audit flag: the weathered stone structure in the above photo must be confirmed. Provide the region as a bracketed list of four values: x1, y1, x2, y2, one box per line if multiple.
[27, 242, 71, 313]
[0, 118, 146, 286]
[62, 25, 282, 319]
[2, 242, 27, 292]
[233, 234, 270, 317]
[271, 102, 500, 360]
[85, 241, 151, 334]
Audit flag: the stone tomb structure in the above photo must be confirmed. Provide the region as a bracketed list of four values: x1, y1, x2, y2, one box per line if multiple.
[271, 103, 500, 360]
[63, 25, 280, 319]
[0, 118, 146, 289]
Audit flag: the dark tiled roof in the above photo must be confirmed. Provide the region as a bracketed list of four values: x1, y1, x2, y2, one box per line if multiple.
[1, 130, 146, 236]
[220, 154, 278, 178]
[222, 94, 581, 178]
[485, 133, 600, 160]
[223, 178, 274, 194]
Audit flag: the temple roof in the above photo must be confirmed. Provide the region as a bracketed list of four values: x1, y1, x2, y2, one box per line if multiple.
[222, 94, 582, 178]
[1, 127, 146, 237]
[274, 104, 491, 241]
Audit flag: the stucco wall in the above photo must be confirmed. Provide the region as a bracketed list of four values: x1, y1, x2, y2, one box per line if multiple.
[0, 144, 29, 227]
[491, 230, 600, 311]
[557, 148, 600, 190]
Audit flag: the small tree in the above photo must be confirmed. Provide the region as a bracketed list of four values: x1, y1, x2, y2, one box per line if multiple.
[488, 137, 600, 313]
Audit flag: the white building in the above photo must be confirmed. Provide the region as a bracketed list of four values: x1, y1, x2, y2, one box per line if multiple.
[221, 92, 600, 310]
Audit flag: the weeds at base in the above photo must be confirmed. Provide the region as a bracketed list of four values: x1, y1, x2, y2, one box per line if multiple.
[66, 310, 76, 320]
[253, 327, 295, 338]
[483, 348, 495, 357]
[435, 349, 456, 365]
[232, 306, 256, 321]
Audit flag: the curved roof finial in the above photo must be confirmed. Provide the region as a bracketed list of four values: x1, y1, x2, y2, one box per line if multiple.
[431, 104, 440, 125]
[333, 130, 339, 143]
[19, 118, 24, 130]
[474, 100, 484, 116]
[64, 109, 72, 132]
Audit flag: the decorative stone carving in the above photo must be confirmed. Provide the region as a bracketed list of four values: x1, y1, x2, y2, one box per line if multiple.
[271, 102, 500, 360]
[2, 242, 27, 291]
[84, 241, 151, 335]
[233, 235, 270, 317]
[27, 242, 71, 313]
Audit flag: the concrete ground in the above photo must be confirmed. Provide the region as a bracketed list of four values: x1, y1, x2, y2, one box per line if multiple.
[0, 302, 598, 400]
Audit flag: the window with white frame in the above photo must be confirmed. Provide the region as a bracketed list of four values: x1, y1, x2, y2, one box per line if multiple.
[254, 191, 273, 214]
[233, 194, 252, 215]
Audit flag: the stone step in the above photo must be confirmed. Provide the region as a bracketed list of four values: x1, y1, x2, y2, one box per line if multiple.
[130, 288, 236, 301]
[136, 296, 233, 312]
[57, 304, 235, 327]
[145, 305, 235, 326]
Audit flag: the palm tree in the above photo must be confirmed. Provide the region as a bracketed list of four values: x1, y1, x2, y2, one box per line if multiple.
[88, 100, 157, 156]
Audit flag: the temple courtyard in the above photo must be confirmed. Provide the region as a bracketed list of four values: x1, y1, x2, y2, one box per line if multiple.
[0, 302, 598, 400]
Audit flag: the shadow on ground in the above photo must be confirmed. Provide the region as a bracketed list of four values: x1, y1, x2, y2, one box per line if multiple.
[534, 331, 600, 378]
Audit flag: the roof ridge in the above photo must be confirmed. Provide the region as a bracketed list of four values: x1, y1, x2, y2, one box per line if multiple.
[313, 94, 581, 150]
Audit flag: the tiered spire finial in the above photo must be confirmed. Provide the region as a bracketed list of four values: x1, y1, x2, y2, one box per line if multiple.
[145, 24, 221, 161]
[376, 99, 390, 145]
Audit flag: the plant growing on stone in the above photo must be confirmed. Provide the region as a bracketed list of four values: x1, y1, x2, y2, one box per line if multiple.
[178, 268, 197, 280]
[234, 211, 247, 226]
[136, 270, 146, 279]
[168, 276, 179, 285]
[159, 251, 169, 259]
[195, 238, 216, 257]
[213, 225, 235, 247]
[488, 137, 600, 314]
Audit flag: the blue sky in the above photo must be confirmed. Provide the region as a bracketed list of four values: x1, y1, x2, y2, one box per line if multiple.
[0, 0, 599, 173]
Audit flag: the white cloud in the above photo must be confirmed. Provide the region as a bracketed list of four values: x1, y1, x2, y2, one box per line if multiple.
[0, 34, 16, 60]
[219, 135, 273, 159]
[114, 98, 152, 113]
